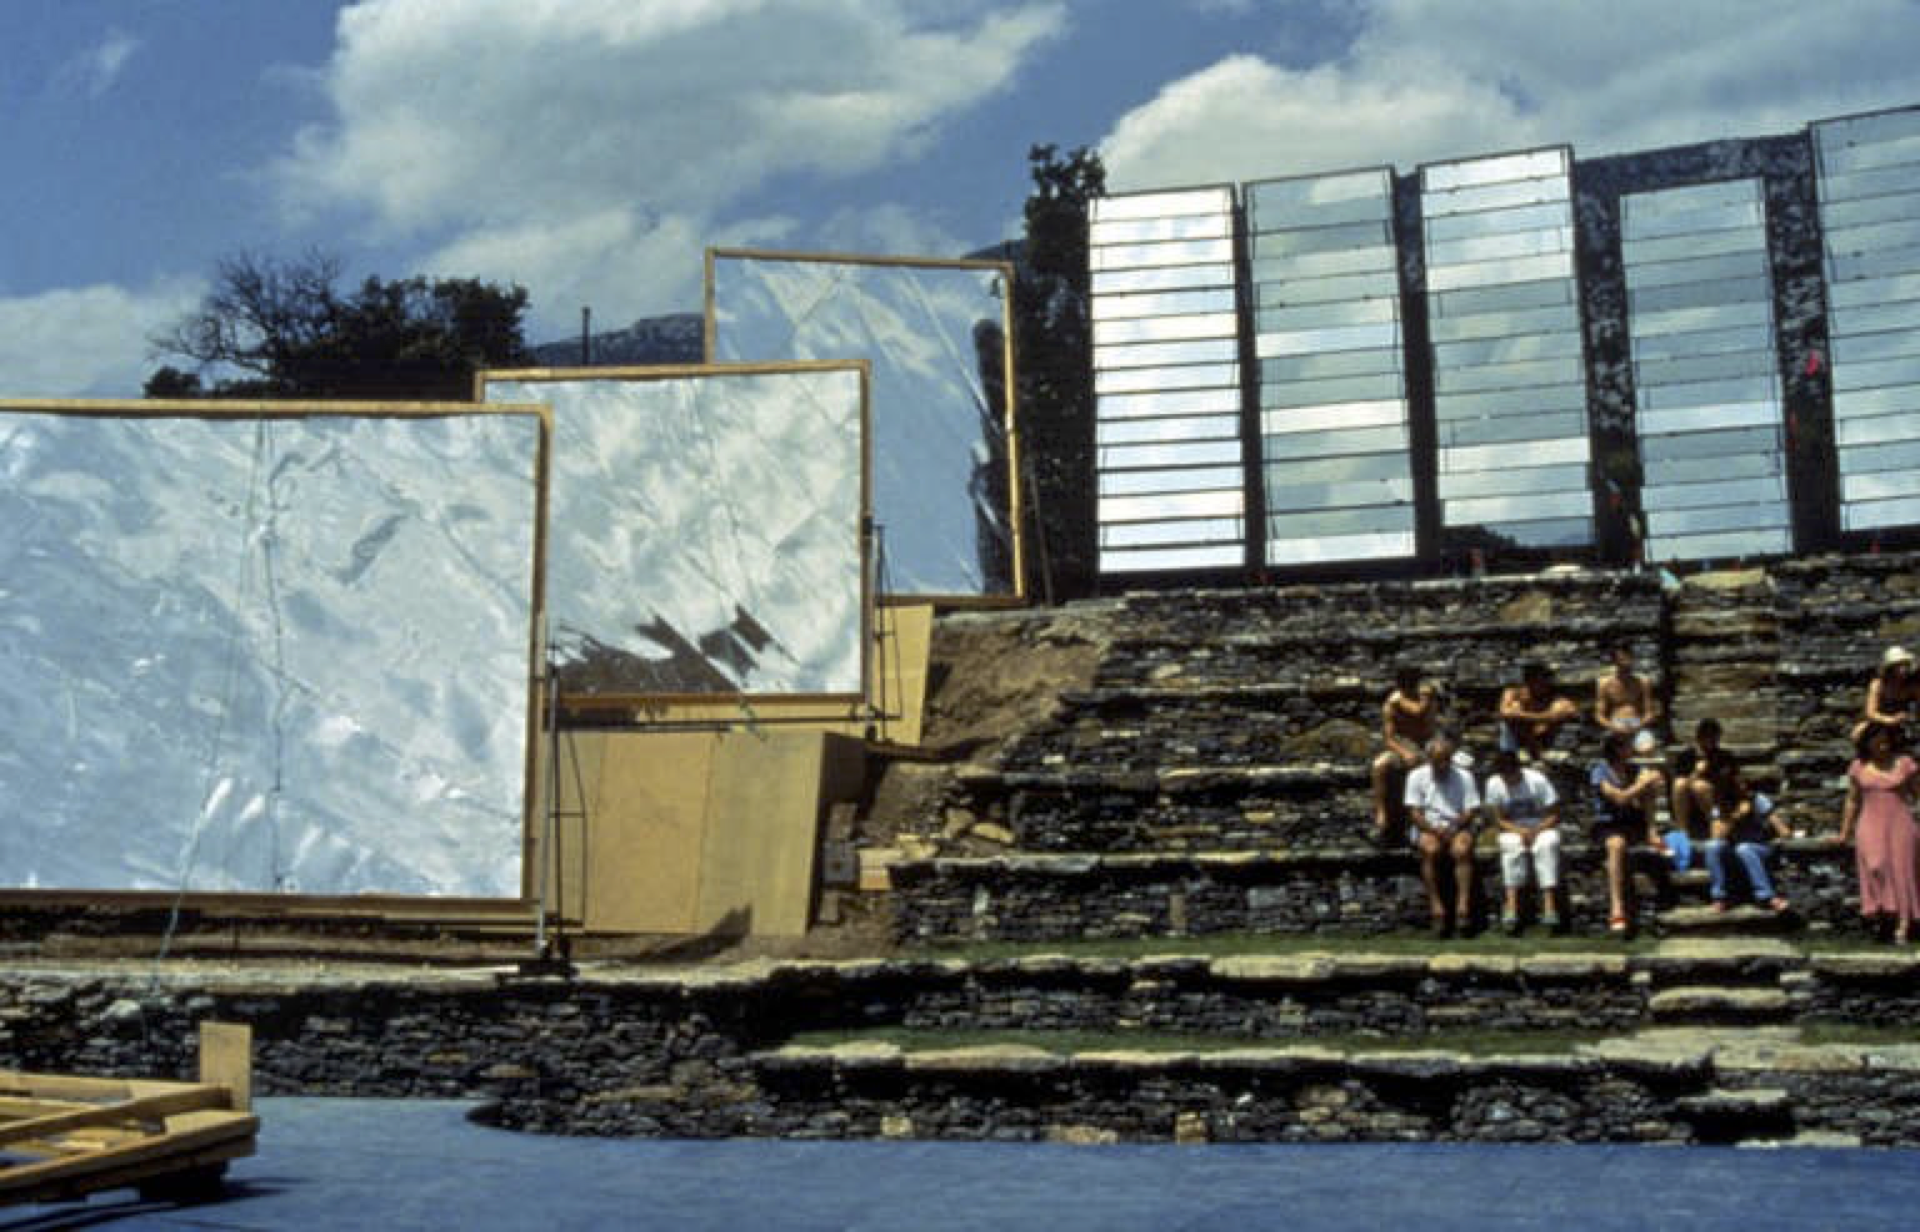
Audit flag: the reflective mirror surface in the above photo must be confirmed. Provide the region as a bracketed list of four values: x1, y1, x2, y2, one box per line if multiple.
[485, 367, 866, 698]
[1815, 106, 1920, 532]
[0, 405, 543, 896]
[1623, 178, 1790, 562]
[707, 253, 1013, 596]
[1421, 147, 1593, 547]
[1090, 186, 1247, 574]
[1248, 168, 1415, 565]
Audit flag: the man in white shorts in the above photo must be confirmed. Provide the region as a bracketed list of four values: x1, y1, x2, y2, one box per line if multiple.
[1404, 731, 1480, 938]
[1484, 746, 1564, 934]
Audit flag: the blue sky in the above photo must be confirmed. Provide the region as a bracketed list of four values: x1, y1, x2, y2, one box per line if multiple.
[5, 0, 1920, 396]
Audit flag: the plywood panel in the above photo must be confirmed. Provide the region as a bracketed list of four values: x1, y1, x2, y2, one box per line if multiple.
[532, 728, 863, 936]
[873, 603, 934, 747]
[586, 732, 716, 934]
[694, 732, 833, 937]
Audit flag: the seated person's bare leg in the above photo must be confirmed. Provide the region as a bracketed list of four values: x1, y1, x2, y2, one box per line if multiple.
[1370, 752, 1396, 833]
[1606, 833, 1630, 923]
[1450, 830, 1475, 922]
[1417, 831, 1447, 922]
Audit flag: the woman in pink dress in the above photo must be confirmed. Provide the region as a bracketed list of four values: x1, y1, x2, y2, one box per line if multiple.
[1839, 722, 1920, 943]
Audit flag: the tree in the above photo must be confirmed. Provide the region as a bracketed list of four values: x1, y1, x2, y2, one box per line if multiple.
[149, 251, 532, 400]
[1013, 144, 1105, 601]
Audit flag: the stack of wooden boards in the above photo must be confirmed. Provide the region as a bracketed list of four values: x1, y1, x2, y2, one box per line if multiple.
[0, 1022, 256, 1208]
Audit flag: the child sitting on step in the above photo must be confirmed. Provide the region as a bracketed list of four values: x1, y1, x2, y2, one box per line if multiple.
[1702, 760, 1792, 915]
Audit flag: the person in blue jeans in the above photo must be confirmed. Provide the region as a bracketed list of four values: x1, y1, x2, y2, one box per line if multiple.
[1702, 760, 1792, 914]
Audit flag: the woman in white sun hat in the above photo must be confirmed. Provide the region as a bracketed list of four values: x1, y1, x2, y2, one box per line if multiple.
[1853, 646, 1919, 744]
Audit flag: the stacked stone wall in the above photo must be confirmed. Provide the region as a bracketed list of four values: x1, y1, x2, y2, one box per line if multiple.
[4, 955, 1918, 1142]
[897, 552, 1920, 944]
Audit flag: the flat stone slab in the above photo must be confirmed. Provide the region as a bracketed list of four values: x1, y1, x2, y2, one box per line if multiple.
[1742, 1129, 1867, 1148]
[1677, 1087, 1792, 1116]
[1660, 905, 1795, 932]
[1650, 938, 1800, 962]
[904, 1045, 1066, 1074]
[1807, 951, 1920, 978]
[1649, 986, 1792, 1019]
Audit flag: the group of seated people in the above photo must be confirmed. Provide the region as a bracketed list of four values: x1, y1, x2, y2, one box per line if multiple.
[1371, 643, 1803, 938]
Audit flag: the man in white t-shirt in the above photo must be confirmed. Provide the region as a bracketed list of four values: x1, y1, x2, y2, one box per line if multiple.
[1403, 731, 1480, 938]
[1484, 746, 1563, 934]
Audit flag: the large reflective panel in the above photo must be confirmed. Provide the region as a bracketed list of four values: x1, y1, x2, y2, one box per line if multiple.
[1421, 147, 1595, 549]
[1088, 185, 1248, 574]
[1251, 176, 1420, 560]
[1814, 105, 1920, 533]
[1622, 178, 1791, 561]
[483, 365, 866, 699]
[706, 251, 1014, 598]
[0, 402, 545, 897]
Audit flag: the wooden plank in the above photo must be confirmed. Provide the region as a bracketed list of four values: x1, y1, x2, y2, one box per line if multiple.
[696, 731, 829, 937]
[0, 1086, 226, 1150]
[582, 732, 715, 933]
[0, 1110, 256, 1199]
[0, 1074, 136, 1101]
[0, 1097, 92, 1120]
[198, 1022, 252, 1113]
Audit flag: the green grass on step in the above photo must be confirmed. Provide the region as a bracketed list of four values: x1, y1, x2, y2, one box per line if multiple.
[1797, 1022, 1920, 1046]
[784, 1025, 1614, 1057]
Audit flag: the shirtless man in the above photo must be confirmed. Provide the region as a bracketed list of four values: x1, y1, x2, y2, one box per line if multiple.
[1595, 642, 1660, 743]
[1499, 662, 1582, 759]
[1371, 666, 1438, 844]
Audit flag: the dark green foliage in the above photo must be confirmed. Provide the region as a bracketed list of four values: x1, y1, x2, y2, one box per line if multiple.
[1014, 144, 1104, 601]
[149, 251, 532, 400]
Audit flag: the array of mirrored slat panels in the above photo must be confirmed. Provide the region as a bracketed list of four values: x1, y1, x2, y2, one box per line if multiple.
[1815, 106, 1920, 532]
[1247, 168, 1415, 566]
[1090, 150, 1601, 575]
[1088, 187, 1246, 573]
[1422, 147, 1593, 550]
[1623, 178, 1791, 560]
[1090, 107, 1920, 574]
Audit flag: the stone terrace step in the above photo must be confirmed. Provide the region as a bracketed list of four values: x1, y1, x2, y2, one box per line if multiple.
[952, 760, 1618, 854]
[1672, 1086, 1796, 1144]
[889, 842, 1863, 945]
[1660, 904, 1799, 935]
[747, 1028, 1920, 1144]
[1648, 985, 1794, 1024]
[1638, 938, 1801, 987]
[1103, 570, 1663, 644]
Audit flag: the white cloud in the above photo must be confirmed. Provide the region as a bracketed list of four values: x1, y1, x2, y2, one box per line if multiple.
[278, 0, 1066, 333]
[1101, 0, 1920, 189]
[423, 208, 710, 324]
[1101, 53, 1525, 191]
[0, 279, 205, 399]
[55, 27, 141, 99]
